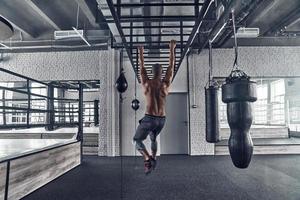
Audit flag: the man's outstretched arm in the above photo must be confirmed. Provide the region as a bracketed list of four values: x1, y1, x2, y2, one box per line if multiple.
[138, 46, 148, 85]
[164, 40, 176, 87]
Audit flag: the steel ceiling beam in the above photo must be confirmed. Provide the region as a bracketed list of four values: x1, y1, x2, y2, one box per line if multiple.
[105, 0, 138, 81]
[216, 0, 265, 47]
[24, 0, 60, 30]
[102, 0, 217, 81]
[124, 33, 190, 37]
[174, 0, 215, 80]
[121, 25, 194, 29]
[263, 5, 300, 36]
[113, 3, 204, 7]
[75, 0, 99, 28]
[115, 16, 216, 23]
[197, 0, 240, 54]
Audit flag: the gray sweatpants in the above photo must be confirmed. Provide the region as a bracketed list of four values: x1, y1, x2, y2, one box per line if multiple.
[133, 114, 166, 152]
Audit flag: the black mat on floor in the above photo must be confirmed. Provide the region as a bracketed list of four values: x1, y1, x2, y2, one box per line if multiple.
[23, 155, 300, 200]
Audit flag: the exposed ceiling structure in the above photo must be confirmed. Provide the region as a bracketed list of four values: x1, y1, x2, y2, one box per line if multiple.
[0, 0, 300, 79]
[97, 0, 300, 81]
[0, 0, 110, 52]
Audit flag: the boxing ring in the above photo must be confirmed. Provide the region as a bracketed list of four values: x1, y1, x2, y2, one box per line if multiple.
[0, 68, 86, 200]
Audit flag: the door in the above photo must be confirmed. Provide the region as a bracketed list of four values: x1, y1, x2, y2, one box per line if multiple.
[160, 93, 189, 154]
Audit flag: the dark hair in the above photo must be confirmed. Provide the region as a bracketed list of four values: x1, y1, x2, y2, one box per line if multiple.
[152, 63, 162, 78]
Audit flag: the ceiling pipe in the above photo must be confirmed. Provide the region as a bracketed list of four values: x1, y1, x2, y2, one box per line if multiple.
[197, 0, 241, 54]
[216, 0, 264, 47]
[0, 43, 107, 50]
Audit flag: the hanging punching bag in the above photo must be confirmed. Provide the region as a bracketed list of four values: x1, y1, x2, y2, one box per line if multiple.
[205, 85, 220, 143]
[222, 70, 257, 168]
[115, 71, 128, 93]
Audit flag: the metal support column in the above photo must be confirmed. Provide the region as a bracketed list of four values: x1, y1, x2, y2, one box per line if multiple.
[94, 99, 99, 126]
[46, 83, 54, 131]
[26, 80, 31, 128]
[2, 90, 6, 126]
[77, 83, 84, 161]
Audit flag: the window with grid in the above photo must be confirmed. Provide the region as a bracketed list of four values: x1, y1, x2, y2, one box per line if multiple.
[270, 79, 285, 124]
[253, 83, 268, 124]
[30, 83, 47, 124]
[84, 102, 94, 123]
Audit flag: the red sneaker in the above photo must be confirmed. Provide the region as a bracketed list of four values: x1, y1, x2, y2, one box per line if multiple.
[144, 160, 152, 175]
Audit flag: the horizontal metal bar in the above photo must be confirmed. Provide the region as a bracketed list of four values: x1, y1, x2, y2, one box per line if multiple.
[132, 56, 180, 59]
[6, 86, 47, 90]
[121, 25, 194, 29]
[0, 111, 32, 114]
[175, 0, 214, 80]
[126, 41, 188, 44]
[114, 3, 204, 7]
[0, 141, 79, 164]
[0, 98, 45, 101]
[0, 86, 48, 99]
[129, 45, 185, 49]
[106, 16, 214, 23]
[120, 15, 195, 19]
[0, 106, 50, 113]
[134, 61, 173, 63]
[138, 66, 170, 68]
[132, 51, 181, 54]
[54, 110, 78, 113]
[0, 123, 79, 130]
[0, 86, 78, 102]
[53, 98, 79, 102]
[0, 68, 48, 86]
[107, 0, 139, 81]
[124, 33, 190, 37]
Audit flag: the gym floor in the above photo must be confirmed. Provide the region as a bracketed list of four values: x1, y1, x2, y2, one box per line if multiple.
[23, 155, 300, 200]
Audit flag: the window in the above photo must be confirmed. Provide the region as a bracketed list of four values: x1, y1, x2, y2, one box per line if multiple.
[253, 83, 268, 124]
[219, 78, 286, 127]
[84, 102, 94, 124]
[270, 79, 285, 124]
[30, 83, 47, 124]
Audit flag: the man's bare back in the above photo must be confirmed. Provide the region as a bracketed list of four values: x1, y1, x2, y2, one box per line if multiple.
[143, 79, 168, 116]
[138, 40, 176, 117]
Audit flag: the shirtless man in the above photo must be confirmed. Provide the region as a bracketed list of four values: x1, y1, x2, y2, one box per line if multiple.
[133, 40, 176, 174]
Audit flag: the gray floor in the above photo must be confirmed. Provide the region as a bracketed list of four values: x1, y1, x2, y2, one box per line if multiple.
[23, 155, 300, 200]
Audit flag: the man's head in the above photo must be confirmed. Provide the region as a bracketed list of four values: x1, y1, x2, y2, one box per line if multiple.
[152, 63, 162, 79]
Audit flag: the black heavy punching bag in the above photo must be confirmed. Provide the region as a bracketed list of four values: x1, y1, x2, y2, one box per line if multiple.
[222, 70, 257, 168]
[115, 70, 128, 93]
[205, 40, 219, 143]
[205, 85, 220, 143]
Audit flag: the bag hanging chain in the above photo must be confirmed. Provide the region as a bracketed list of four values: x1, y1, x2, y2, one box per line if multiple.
[208, 40, 213, 86]
[232, 10, 239, 71]
[226, 10, 249, 83]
